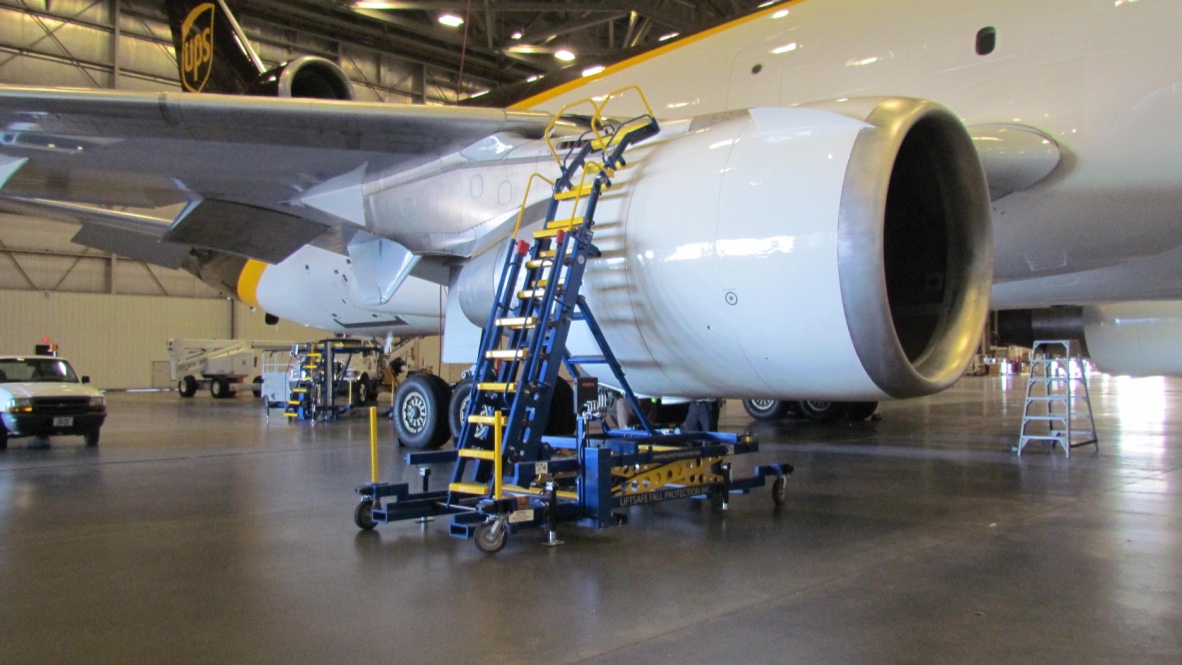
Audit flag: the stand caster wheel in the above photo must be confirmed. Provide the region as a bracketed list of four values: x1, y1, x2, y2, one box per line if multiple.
[474, 517, 508, 554]
[771, 476, 788, 506]
[354, 499, 377, 530]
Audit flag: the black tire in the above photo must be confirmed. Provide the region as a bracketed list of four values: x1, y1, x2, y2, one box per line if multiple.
[178, 375, 198, 398]
[393, 373, 452, 449]
[448, 377, 474, 441]
[251, 376, 263, 398]
[354, 499, 377, 530]
[845, 401, 879, 421]
[772, 475, 788, 506]
[0, 428, 8, 450]
[743, 399, 789, 420]
[797, 400, 849, 422]
[210, 378, 233, 399]
[83, 429, 100, 447]
[350, 374, 373, 407]
[544, 379, 577, 435]
[474, 519, 508, 554]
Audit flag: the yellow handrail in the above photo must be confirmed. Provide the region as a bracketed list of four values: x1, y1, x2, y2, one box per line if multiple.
[511, 172, 555, 239]
[544, 97, 607, 168]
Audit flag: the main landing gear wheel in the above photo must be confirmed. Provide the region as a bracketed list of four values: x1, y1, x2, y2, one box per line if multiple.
[771, 476, 788, 506]
[393, 373, 452, 449]
[178, 375, 198, 398]
[474, 517, 508, 554]
[798, 400, 848, 422]
[354, 499, 377, 530]
[845, 401, 879, 421]
[743, 399, 788, 420]
[448, 377, 473, 441]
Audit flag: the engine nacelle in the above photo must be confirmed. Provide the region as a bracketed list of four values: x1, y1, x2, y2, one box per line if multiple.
[455, 98, 992, 400]
[999, 302, 1182, 377]
[245, 56, 356, 100]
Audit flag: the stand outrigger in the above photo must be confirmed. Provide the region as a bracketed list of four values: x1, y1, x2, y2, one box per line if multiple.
[354, 88, 792, 553]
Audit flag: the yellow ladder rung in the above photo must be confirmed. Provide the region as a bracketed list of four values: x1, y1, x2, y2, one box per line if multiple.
[547, 218, 582, 230]
[477, 382, 517, 392]
[554, 184, 594, 201]
[287, 401, 301, 405]
[284, 412, 298, 418]
[532, 278, 564, 288]
[449, 482, 490, 495]
[533, 226, 578, 239]
[496, 316, 536, 328]
[486, 349, 527, 360]
[292, 388, 307, 393]
[468, 414, 505, 425]
[517, 288, 548, 299]
[525, 259, 553, 269]
[306, 352, 322, 357]
[458, 449, 497, 460]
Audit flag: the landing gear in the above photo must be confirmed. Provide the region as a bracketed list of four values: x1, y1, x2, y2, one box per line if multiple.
[743, 399, 789, 420]
[845, 401, 879, 421]
[393, 373, 452, 449]
[798, 400, 847, 422]
[448, 377, 473, 441]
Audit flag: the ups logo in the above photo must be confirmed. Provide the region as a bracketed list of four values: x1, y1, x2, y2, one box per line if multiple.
[180, 3, 215, 92]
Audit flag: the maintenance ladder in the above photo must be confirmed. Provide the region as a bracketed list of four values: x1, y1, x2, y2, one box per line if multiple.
[1016, 339, 1098, 457]
[355, 88, 792, 553]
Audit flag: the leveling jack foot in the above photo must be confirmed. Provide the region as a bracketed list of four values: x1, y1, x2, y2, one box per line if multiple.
[542, 530, 564, 547]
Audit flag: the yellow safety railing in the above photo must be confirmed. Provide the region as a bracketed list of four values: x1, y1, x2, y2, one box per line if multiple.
[511, 172, 555, 239]
[368, 406, 379, 484]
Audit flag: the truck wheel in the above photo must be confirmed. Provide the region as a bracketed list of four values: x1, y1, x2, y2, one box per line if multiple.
[210, 378, 232, 399]
[83, 429, 100, 447]
[393, 374, 452, 449]
[251, 376, 263, 398]
[178, 375, 198, 398]
[743, 399, 788, 420]
[352, 373, 372, 406]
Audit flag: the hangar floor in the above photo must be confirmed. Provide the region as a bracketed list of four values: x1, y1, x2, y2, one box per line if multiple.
[2, 374, 1180, 663]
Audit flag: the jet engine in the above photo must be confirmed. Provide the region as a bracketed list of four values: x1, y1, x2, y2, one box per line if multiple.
[998, 303, 1182, 377]
[453, 98, 993, 401]
[245, 56, 356, 100]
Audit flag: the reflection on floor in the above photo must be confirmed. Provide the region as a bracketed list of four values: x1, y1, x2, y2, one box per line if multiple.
[1, 374, 1180, 662]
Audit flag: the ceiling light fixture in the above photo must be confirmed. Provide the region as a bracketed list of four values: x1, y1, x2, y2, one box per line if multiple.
[554, 49, 575, 61]
[582, 65, 605, 77]
[658, 32, 679, 41]
[438, 13, 464, 27]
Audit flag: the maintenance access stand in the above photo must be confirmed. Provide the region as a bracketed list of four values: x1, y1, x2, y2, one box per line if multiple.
[355, 88, 792, 553]
[286, 338, 380, 421]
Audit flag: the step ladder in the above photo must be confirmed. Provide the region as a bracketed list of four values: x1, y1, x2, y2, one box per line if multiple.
[1016, 339, 1098, 457]
[447, 89, 662, 506]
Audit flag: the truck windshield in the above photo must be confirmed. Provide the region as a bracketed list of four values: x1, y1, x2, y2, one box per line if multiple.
[0, 358, 79, 383]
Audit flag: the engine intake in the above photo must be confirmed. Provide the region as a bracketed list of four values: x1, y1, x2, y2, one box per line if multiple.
[245, 56, 356, 100]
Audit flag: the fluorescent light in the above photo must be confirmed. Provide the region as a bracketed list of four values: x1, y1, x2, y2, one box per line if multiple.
[771, 42, 797, 54]
[554, 49, 575, 61]
[772, 9, 789, 18]
[658, 32, 679, 41]
[582, 65, 605, 77]
[511, 31, 523, 40]
[469, 90, 489, 98]
[757, 1, 776, 7]
[438, 13, 464, 27]
[527, 75, 540, 82]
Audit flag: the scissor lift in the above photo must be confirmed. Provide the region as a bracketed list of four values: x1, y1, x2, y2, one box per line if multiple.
[354, 88, 792, 553]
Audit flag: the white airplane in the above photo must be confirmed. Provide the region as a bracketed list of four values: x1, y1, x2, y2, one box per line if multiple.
[1, 0, 1180, 447]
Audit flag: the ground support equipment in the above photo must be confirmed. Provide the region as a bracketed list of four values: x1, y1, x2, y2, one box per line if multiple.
[354, 88, 792, 553]
[286, 338, 382, 422]
[1016, 339, 1098, 457]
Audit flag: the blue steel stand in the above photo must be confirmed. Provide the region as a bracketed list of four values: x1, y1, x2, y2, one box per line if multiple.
[355, 97, 792, 553]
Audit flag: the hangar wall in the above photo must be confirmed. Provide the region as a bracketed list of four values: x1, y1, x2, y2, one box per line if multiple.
[0, 290, 331, 389]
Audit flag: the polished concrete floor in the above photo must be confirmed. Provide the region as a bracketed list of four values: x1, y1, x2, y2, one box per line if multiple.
[2, 374, 1180, 663]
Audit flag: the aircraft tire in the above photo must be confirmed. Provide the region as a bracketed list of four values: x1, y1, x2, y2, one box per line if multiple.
[743, 399, 789, 420]
[845, 401, 879, 421]
[798, 400, 849, 422]
[448, 377, 473, 441]
[393, 373, 452, 450]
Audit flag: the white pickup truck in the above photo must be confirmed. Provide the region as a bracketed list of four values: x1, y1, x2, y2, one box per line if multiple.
[0, 355, 106, 450]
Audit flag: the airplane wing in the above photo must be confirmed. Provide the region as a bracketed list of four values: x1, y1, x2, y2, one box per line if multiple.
[0, 85, 553, 263]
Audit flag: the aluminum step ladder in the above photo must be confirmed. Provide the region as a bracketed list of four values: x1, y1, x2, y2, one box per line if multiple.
[1016, 339, 1098, 457]
[447, 92, 661, 505]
